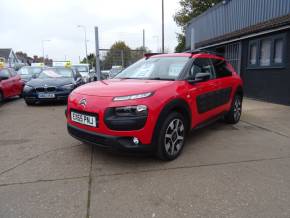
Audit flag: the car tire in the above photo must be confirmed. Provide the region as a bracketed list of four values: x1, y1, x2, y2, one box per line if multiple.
[156, 112, 187, 161]
[25, 99, 35, 106]
[224, 94, 242, 124]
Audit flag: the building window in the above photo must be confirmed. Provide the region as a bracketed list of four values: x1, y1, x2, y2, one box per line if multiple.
[259, 39, 271, 66]
[249, 43, 257, 65]
[274, 39, 283, 64]
[248, 33, 286, 68]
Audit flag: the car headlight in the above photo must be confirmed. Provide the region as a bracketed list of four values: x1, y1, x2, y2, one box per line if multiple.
[114, 105, 148, 116]
[113, 92, 153, 101]
[23, 85, 33, 92]
[62, 84, 74, 90]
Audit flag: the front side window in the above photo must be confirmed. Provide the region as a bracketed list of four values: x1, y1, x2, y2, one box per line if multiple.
[115, 57, 189, 80]
[259, 39, 271, 66]
[189, 58, 215, 79]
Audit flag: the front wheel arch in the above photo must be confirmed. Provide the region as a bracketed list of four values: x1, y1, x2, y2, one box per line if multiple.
[152, 98, 191, 146]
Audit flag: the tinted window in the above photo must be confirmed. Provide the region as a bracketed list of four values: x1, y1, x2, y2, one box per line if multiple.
[189, 58, 215, 79]
[0, 69, 11, 78]
[212, 59, 232, 78]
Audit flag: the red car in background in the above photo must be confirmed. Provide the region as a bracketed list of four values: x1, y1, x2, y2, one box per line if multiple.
[67, 51, 243, 160]
[0, 68, 24, 103]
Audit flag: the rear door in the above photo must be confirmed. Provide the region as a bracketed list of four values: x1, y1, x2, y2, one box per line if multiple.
[187, 58, 221, 126]
[211, 58, 235, 113]
[0, 69, 13, 97]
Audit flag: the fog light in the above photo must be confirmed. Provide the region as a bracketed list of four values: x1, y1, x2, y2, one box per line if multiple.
[133, 137, 139, 145]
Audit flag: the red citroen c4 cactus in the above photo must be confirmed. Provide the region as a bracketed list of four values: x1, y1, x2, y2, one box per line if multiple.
[66, 52, 243, 160]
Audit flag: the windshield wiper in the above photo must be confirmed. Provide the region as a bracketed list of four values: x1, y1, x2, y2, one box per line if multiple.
[148, 77, 175, 81]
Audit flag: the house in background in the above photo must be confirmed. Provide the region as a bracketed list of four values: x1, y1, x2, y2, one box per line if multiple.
[0, 48, 21, 68]
[185, 0, 290, 105]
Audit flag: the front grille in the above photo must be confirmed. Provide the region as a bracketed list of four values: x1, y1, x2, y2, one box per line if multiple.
[47, 87, 56, 92]
[35, 87, 56, 92]
[36, 87, 45, 92]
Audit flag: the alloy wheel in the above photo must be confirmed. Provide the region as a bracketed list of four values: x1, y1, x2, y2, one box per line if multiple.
[164, 118, 185, 156]
[233, 96, 242, 122]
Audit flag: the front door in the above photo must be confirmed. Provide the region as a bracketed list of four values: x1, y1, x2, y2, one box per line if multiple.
[187, 58, 221, 127]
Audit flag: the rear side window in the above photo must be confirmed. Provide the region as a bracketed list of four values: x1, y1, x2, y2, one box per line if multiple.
[211, 59, 232, 78]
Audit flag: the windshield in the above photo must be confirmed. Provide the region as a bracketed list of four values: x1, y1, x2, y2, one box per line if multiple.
[39, 68, 73, 79]
[115, 57, 189, 80]
[18, 67, 42, 75]
[72, 66, 89, 72]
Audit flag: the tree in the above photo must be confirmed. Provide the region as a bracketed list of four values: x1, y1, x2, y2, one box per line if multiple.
[175, 34, 186, 53]
[16, 51, 33, 65]
[102, 41, 132, 69]
[81, 53, 96, 69]
[130, 46, 151, 64]
[173, 0, 222, 52]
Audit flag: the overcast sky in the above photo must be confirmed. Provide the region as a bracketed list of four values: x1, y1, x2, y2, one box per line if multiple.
[0, 0, 182, 63]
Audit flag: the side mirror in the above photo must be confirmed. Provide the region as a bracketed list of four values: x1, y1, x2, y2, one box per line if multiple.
[0, 75, 9, 81]
[32, 74, 38, 79]
[194, 72, 211, 82]
[76, 77, 83, 85]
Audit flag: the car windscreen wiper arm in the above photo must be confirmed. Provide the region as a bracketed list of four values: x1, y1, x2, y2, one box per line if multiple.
[148, 77, 175, 81]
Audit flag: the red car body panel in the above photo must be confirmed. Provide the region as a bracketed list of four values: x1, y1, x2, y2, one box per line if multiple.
[0, 69, 24, 98]
[67, 53, 243, 147]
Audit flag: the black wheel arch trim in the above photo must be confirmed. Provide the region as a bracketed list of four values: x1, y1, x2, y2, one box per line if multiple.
[152, 98, 192, 146]
[235, 86, 244, 98]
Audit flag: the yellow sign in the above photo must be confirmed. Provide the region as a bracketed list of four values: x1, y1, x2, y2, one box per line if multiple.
[0, 60, 5, 69]
[64, 61, 72, 68]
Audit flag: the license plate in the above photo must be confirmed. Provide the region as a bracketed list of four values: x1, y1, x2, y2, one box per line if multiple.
[38, 93, 55, 98]
[71, 111, 97, 127]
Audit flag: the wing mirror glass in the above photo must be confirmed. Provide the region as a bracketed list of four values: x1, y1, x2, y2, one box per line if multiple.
[187, 72, 211, 84]
[195, 72, 211, 82]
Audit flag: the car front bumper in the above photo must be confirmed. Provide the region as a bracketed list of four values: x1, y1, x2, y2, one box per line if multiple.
[67, 124, 153, 153]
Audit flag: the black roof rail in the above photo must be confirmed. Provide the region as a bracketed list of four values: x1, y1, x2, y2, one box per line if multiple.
[188, 49, 224, 57]
[144, 53, 164, 59]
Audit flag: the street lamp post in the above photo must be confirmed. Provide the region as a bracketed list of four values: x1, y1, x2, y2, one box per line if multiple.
[42, 39, 51, 65]
[77, 25, 88, 63]
[162, 0, 165, 53]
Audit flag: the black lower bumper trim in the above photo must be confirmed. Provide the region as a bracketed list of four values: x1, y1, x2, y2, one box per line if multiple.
[67, 124, 153, 153]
